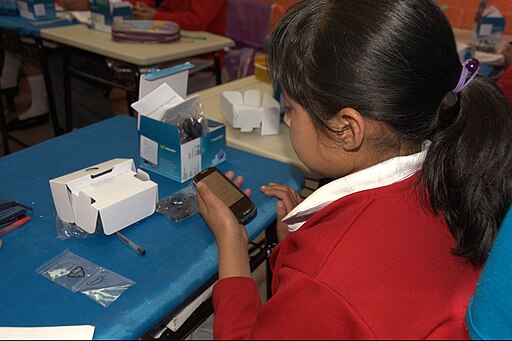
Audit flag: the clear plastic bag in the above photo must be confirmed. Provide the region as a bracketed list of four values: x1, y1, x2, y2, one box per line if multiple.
[156, 183, 199, 222]
[160, 96, 209, 144]
[55, 216, 92, 240]
[36, 250, 135, 308]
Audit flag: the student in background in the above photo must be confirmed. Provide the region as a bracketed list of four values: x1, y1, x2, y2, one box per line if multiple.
[498, 42, 512, 104]
[133, 0, 228, 92]
[195, 0, 512, 339]
[0, 0, 159, 129]
[0, 0, 90, 128]
[132, 0, 227, 36]
[0, 45, 49, 127]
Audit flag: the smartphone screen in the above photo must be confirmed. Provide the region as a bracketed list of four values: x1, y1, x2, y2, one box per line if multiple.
[199, 171, 244, 207]
[194, 167, 257, 224]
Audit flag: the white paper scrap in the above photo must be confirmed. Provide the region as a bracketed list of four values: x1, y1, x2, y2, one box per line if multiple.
[0, 325, 95, 340]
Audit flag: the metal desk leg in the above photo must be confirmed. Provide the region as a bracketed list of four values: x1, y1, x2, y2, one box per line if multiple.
[127, 65, 140, 117]
[0, 97, 9, 155]
[213, 51, 222, 85]
[34, 37, 62, 136]
[62, 46, 73, 132]
[265, 221, 278, 301]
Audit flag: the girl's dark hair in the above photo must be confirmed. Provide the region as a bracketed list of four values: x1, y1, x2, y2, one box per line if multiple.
[267, 0, 512, 265]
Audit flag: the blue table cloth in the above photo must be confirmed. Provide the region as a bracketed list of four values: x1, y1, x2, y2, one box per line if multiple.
[0, 115, 304, 339]
[0, 14, 77, 38]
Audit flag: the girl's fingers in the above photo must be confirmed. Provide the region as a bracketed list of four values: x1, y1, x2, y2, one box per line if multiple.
[244, 188, 251, 197]
[225, 171, 235, 180]
[233, 175, 244, 188]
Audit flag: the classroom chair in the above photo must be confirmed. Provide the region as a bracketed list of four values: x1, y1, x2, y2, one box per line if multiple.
[225, 0, 280, 80]
[466, 206, 512, 339]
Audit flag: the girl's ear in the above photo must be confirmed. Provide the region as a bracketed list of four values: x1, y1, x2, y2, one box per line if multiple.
[331, 107, 366, 151]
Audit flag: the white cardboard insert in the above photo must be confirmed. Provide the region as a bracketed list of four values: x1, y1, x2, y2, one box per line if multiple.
[49, 158, 158, 235]
[220, 90, 280, 135]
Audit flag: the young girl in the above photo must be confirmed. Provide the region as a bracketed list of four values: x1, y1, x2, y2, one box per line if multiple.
[195, 0, 512, 339]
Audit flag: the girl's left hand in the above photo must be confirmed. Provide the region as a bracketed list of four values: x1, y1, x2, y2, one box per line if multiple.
[260, 183, 302, 241]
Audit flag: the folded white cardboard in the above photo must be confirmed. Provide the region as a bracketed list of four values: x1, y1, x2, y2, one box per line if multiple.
[138, 62, 194, 100]
[49, 159, 158, 235]
[220, 90, 280, 135]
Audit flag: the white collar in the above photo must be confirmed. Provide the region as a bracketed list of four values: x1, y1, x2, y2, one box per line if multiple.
[283, 141, 430, 232]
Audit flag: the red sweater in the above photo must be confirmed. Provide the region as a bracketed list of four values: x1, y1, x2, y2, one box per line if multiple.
[153, 0, 227, 36]
[212, 174, 481, 339]
[497, 66, 512, 105]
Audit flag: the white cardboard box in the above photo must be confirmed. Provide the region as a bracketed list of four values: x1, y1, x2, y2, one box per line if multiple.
[49, 159, 158, 235]
[220, 90, 280, 135]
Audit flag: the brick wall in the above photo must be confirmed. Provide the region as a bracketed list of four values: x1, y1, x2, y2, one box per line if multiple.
[439, 0, 512, 34]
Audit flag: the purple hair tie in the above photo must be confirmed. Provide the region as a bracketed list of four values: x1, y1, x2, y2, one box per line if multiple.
[452, 58, 480, 93]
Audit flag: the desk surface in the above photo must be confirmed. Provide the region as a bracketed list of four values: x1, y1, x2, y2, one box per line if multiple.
[0, 15, 76, 38]
[194, 76, 312, 177]
[40, 24, 235, 65]
[0, 115, 303, 339]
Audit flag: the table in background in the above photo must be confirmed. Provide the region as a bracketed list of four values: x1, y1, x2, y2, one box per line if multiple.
[0, 15, 77, 154]
[0, 115, 304, 339]
[194, 75, 311, 177]
[40, 24, 235, 131]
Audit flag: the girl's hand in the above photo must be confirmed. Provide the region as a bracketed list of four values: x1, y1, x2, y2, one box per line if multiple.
[196, 171, 252, 279]
[132, 2, 156, 20]
[260, 183, 302, 241]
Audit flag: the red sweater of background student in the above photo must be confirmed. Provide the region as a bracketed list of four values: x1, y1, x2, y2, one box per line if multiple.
[153, 0, 227, 36]
[212, 174, 481, 339]
[497, 66, 512, 105]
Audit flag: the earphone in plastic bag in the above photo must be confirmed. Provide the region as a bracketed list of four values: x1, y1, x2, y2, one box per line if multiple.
[160, 95, 209, 143]
[156, 183, 199, 222]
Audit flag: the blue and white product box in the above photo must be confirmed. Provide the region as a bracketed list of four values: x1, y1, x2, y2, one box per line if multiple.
[90, 0, 132, 33]
[132, 63, 226, 183]
[474, 5, 506, 53]
[139, 114, 226, 183]
[0, 0, 18, 15]
[16, 0, 56, 20]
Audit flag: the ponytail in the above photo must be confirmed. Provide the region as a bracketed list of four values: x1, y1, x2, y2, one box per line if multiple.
[422, 76, 512, 265]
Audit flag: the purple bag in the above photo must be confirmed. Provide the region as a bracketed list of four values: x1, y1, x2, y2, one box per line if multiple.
[111, 20, 181, 43]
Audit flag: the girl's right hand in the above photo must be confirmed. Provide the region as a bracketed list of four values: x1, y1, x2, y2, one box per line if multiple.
[260, 183, 302, 241]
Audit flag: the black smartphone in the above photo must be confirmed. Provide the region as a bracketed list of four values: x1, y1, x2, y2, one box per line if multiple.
[193, 167, 257, 224]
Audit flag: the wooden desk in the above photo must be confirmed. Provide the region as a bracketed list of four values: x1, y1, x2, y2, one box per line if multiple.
[452, 27, 511, 66]
[40, 24, 235, 66]
[194, 76, 312, 177]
